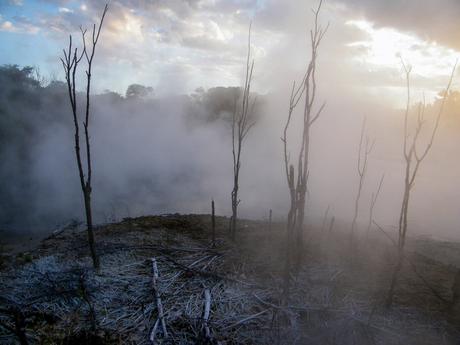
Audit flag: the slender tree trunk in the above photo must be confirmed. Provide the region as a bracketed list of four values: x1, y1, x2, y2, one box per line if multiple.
[13, 309, 28, 345]
[268, 209, 272, 232]
[211, 199, 216, 247]
[386, 248, 403, 306]
[450, 268, 460, 325]
[281, 0, 328, 300]
[283, 166, 296, 301]
[229, 24, 255, 241]
[231, 178, 238, 240]
[365, 174, 384, 239]
[386, 59, 456, 307]
[294, 194, 306, 269]
[328, 216, 335, 234]
[61, 5, 107, 270]
[84, 190, 99, 268]
[387, 187, 410, 304]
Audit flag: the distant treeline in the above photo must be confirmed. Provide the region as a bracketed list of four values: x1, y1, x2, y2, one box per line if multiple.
[0, 64, 266, 230]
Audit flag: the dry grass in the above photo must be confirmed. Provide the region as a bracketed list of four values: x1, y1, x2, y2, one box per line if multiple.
[1, 214, 459, 344]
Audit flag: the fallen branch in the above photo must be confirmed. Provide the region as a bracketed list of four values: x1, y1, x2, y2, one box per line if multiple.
[223, 309, 269, 330]
[202, 289, 211, 340]
[149, 258, 168, 343]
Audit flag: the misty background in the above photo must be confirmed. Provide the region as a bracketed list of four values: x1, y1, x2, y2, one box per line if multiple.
[1, 63, 460, 241]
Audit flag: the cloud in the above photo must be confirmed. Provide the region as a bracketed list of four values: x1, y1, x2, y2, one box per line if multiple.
[1, 21, 14, 31]
[1, 0, 457, 101]
[58, 7, 73, 13]
[335, 0, 460, 51]
[0, 16, 40, 34]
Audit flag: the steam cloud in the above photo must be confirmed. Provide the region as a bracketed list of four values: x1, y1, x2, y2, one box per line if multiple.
[1, 64, 460, 240]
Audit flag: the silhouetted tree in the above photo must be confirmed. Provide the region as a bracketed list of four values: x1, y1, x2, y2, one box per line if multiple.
[350, 117, 374, 242]
[60, 4, 108, 270]
[229, 24, 257, 240]
[386, 58, 457, 306]
[125, 84, 154, 99]
[282, 0, 328, 294]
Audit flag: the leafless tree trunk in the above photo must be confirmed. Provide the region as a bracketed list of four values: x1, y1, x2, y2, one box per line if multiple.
[451, 269, 460, 325]
[268, 209, 272, 232]
[12, 309, 28, 345]
[386, 58, 457, 307]
[328, 216, 335, 234]
[282, 0, 328, 296]
[321, 205, 330, 232]
[230, 24, 257, 241]
[61, 4, 108, 270]
[365, 174, 384, 239]
[350, 118, 374, 242]
[211, 199, 216, 248]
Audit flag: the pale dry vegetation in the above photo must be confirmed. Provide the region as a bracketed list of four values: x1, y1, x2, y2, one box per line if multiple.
[1, 215, 460, 344]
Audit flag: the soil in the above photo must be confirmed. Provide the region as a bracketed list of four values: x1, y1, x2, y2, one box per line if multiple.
[1, 214, 460, 344]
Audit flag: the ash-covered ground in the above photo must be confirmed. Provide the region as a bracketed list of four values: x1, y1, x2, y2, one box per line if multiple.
[1, 214, 460, 344]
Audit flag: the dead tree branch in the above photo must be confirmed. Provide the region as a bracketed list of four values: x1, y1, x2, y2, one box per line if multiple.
[386, 59, 457, 306]
[365, 174, 385, 238]
[60, 4, 108, 269]
[282, 0, 328, 297]
[350, 117, 374, 241]
[230, 23, 257, 240]
[202, 289, 212, 340]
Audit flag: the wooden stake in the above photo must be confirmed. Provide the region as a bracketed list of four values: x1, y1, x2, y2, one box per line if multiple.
[268, 209, 272, 232]
[212, 200, 216, 248]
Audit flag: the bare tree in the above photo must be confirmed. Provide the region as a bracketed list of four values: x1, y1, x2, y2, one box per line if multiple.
[230, 24, 256, 241]
[321, 205, 330, 232]
[282, 0, 328, 291]
[386, 58, 457, 306]
[365, 174, 384, 239]
[61, 4, 108, 269]
[350, 117, 374, 242]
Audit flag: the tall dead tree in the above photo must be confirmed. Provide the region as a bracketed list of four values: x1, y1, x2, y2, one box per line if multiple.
[350, 117, 374, 242]
[230, 24, 256, 241]
[282, 0, 328, 290]
[61, 4, 108, 269]
[386, 59, 457, 306]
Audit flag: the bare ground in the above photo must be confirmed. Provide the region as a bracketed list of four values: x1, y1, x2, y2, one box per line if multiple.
[1, 214, 460, 344]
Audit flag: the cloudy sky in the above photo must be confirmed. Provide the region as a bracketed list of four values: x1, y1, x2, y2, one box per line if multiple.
[1, 0, 459, 103]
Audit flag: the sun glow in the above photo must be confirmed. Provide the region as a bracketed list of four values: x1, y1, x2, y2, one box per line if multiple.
[346, 20, 459, 78]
